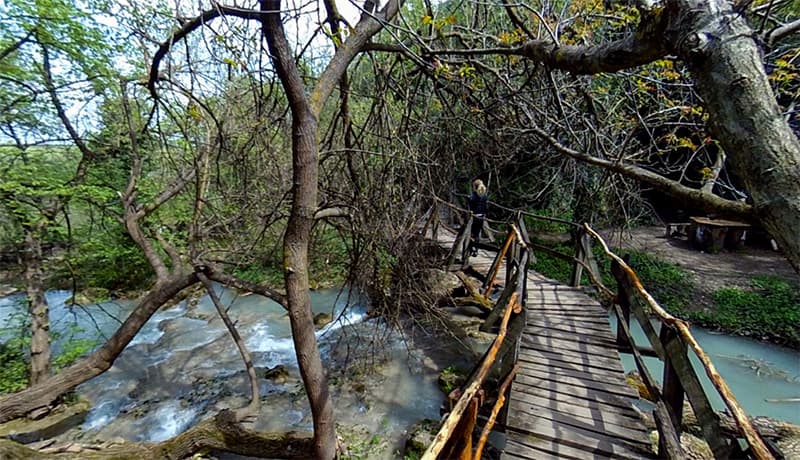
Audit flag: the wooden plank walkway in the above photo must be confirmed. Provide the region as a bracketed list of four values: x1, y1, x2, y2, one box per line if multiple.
[432, 228, 656, 459]
[503, 273, 656, 459]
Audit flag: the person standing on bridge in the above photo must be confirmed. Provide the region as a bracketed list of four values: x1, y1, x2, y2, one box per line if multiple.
[468, 179, 488, 257]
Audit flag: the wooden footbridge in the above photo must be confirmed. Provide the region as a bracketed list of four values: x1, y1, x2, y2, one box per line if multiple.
[417, 201, 780, 460]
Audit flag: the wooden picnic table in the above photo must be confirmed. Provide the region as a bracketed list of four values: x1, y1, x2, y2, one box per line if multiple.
[689, 216, 750, 252]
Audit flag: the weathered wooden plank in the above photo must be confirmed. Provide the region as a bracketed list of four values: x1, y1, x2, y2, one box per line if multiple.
[526, 305, 611, 320]
[522, 329, 618, 348]
[509, 381, 642, 415]
[517, 348, 626, 374]
[525, 304, 609, 315]
[514, 369, 639, 399]
[504, 437, 600, 460]
[520, 334, 620, 357]
[507, 405, 652, 448]
[526, 316, 613, 330]
[505, 418, 654, 460]
[508, 393, 645, 431]
[524, 313, 610, 325]
[516, 360, 627, 384]
[524, 322, 616, 339]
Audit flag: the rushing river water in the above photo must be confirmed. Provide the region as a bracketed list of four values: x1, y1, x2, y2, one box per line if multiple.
[1, 288, 799, 454]
[0, 287, 462, 457]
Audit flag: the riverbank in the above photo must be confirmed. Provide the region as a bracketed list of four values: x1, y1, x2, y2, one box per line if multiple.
[604, 226, 800, 349]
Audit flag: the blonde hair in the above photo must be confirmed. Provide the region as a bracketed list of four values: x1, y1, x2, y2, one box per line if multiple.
[472, 179, 487, 196]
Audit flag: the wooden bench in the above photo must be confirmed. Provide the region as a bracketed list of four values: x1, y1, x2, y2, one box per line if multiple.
[689, 217, 750, 252]
[665, 222, 691, 238]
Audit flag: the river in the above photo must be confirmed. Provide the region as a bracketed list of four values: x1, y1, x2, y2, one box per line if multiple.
[611, 315, 800, 425]
[1, 288, 798, 455]
[0, 287, 466, 457]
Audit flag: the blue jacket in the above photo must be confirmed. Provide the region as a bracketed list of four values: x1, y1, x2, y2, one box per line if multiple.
[469, 192, 488, 216]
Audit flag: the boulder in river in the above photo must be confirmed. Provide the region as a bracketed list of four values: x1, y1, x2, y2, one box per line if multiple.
[313, 312, 333, 329]
[404, 418, 438, 458]
[264, 365, 290, 384]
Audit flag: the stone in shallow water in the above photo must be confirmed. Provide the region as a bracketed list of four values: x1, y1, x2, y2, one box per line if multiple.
[404, 418, 438, 458]
[313, 312, 333, 329]
[264, 365, 290, 384]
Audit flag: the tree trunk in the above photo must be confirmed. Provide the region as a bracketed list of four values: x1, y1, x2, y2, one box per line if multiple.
[0, 273, 198, 423]
[24, 229, 50, 386]
[668, 0, 800, 274]
[0, 410, 314, 459]
[262, 1, 337, 457]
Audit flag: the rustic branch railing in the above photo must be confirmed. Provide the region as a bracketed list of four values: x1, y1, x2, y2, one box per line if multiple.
[422, 198, 775, 460]
[580, 224, 775, 460]
[422, 211, 530, 460]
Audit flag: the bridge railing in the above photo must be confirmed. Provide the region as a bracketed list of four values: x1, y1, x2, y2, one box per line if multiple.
[421, 201, 777, 459]
[577, 224, 775, 460]
[421, 210, 531, 460]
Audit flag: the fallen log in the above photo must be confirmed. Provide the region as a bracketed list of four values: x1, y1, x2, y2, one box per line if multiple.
[453, 272, 492, 313]
[0, 410, 314, 459]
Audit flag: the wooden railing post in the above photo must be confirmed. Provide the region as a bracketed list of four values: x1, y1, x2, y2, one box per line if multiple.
[446, 214, 472, 268]
[569, 228, 585, 287]
[659, 325, 686, 431]
[613, 266, 633, 353]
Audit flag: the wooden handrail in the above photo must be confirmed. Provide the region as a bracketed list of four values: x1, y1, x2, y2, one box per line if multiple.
[484, 230, 515, 297]
[422, 293, 522, 460]
[583, 224, 773, 460]
[473, 363, 519, 460]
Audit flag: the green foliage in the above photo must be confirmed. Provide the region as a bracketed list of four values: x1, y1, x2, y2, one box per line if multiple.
[690, 276, 800, 347]
[338, 426, 388, 460]
[63, 229, 153, 291]
[0, 326, 97, 395]
[309, 224, 351, 288]
[531, 242, 574, 284]
[232, 263, 283, 286]
[52, 337, 96, 372]
[608, 250, 694, 314]
[0, 336, 29, 394]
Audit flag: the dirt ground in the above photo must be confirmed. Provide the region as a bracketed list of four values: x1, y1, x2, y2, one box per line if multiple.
[602, 226, 799, 296]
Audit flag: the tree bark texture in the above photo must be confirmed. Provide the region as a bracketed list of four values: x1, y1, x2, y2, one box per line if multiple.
[0, 273, 198, 423]
[24, 229, 51, 386]
[261, 1, 336, 458]
[0, 410, 314, 459]
[665, 0, 800, 274]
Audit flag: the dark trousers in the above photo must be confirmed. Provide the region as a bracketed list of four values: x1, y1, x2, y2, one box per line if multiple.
[469, 216, 484, 254]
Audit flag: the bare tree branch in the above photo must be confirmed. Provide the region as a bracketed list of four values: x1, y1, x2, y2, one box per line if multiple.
[765, 18, 800, 46]
[526, 124, 754, 219]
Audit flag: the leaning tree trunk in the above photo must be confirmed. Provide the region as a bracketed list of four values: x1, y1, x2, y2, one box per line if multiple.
[667, 0, 800, 274]
[23, 229, 50, 386]
[262, 1, 337, 458]
[0, 273, 198, 423]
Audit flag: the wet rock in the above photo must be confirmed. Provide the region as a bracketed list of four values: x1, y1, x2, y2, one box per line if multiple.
[0, 398, 90, 444]
[264, 365, 290, 384]
[420, 269, 461, 299]
[314, 312, 333, 329]
[404, 418, 438, 458]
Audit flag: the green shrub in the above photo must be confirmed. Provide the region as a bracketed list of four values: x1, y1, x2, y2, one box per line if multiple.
[691, 276, 800, 347]
[608, 250, 694, 313]
[531, 242, 574, 284]
[0, 337, 28, 394]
